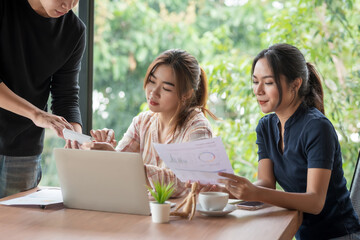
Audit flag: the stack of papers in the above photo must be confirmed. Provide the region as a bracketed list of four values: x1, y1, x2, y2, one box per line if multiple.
[0, 188, 63, 206]
[153, 137, 234, 184]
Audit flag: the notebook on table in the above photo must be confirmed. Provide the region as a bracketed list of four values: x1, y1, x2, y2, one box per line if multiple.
[53, 148, 150, 215]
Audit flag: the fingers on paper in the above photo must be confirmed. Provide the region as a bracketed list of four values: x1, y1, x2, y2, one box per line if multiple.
[90, 128, 114, 143]
[218, 172, 238, 180]
[64, 139, 81, 149]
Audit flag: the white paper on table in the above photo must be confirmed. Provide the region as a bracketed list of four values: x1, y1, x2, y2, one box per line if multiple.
[153, 137, 234, 184]
[0, 188, 63, 206]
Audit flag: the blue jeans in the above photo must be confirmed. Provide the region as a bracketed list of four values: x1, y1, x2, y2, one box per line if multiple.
[0, 154, 42, 198]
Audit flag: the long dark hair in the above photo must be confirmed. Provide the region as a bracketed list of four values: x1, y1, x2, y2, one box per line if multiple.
[143, 49, 216, 135]
[251, 43, 324, 114]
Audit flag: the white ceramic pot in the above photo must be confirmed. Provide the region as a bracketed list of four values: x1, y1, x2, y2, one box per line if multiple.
[150, 201, 171, 223]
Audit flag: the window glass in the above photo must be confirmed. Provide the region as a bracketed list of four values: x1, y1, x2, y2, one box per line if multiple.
[40, 0, 360, 189]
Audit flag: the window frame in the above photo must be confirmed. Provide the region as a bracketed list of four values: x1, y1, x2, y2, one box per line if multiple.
[78, 0, 94, 134]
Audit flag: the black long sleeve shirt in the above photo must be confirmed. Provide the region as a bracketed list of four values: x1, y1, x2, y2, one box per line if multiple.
[0, 0, 86, 156]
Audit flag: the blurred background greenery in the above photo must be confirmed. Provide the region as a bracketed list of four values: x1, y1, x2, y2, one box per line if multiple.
[41, 0, 360, 189]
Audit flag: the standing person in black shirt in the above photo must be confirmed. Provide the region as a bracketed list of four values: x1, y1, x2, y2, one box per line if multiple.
[0, 0, 86, 198]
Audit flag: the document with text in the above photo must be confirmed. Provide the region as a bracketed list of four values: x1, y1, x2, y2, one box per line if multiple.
[153, 137, 233, 184]
[0, 188, 63, 206]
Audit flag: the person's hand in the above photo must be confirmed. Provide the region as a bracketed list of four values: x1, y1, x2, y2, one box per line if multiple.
[31, 110, 73, 137]
[63, 123, 83, 149]
[81, 141, 116, 151]
[90, 128, 117, 147]
[185, 181, 225, 194]
[64, 139, 81, 149]
[217, 172, 257, 200]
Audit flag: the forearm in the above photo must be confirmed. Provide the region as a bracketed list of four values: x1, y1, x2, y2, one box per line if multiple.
[255, 186, 324, 214]
[0, 82, 41, 121]
[253, 179, 275, 189]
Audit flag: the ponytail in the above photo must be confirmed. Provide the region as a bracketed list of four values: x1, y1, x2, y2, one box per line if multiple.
[195, 67, 207, 111]
[196, 67, 217, 119]
[193, 67, 218, 120]
[305, 63, 325, 114]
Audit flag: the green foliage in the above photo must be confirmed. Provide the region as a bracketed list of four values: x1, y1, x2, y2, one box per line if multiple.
[147, 180, 175, 204]
[41, 129, 65, 186]
[260, 0, 360, 187]
[41, 0, 360, 190]
[90, 0, 272, 185]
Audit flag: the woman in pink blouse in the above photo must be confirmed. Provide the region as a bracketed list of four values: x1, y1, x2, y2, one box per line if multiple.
[86, 49, 217, 197]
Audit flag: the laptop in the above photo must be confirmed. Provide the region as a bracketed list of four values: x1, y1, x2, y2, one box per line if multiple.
[53, 148, 151, 215]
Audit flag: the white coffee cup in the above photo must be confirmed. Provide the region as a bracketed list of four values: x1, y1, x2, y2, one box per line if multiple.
[198, 192, 229, 211]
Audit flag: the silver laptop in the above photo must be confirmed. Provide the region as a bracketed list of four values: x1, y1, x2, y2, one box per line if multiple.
[54, 148, 151, 215]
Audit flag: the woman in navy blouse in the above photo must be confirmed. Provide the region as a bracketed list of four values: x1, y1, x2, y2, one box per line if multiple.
[218, 43, 360, 239]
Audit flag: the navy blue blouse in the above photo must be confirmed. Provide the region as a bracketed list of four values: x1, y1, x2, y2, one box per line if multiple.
[256, 103, 360, 239]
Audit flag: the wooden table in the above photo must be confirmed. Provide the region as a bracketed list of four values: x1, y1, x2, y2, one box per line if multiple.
[0, 187, 302, 240]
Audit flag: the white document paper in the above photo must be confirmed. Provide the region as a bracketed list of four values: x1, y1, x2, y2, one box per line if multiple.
[0, 188, 63, 206]
[153, 137, 233, 184]
[62, 128, 93, 144]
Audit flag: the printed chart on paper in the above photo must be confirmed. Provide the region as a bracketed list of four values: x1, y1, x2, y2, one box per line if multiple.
[153, 137, 233, 184]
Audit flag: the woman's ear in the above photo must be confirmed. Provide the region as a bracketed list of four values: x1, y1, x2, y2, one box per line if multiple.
[292, 77, 303, 92]
[181, 89, 194, 102]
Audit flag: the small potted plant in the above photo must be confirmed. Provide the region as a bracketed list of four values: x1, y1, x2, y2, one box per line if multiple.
[147, 180, 175, 223]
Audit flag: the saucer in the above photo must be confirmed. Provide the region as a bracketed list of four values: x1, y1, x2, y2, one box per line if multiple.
[196, 203, 237, 216]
